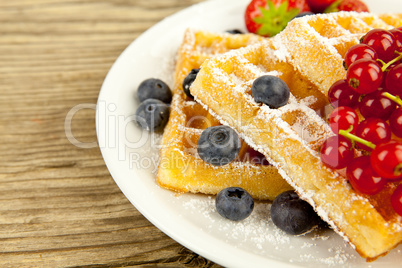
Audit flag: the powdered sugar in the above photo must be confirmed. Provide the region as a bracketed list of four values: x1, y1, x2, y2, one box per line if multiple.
[175, 193, 360, 266]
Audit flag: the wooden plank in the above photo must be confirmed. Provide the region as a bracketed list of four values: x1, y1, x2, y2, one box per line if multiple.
[0, 0, 222, 266]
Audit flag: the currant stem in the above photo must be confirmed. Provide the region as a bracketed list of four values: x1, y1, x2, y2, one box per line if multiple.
[338, 126, 376, 150]
[380, 51, 402, 72]
[395, 163, 402, 176]
[382, 92, 402, 106]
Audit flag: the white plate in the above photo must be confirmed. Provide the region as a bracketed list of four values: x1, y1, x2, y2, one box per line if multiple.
[96, 0, 402, 267]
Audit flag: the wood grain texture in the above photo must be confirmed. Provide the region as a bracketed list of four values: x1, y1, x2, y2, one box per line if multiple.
[0, 0, 221, 267]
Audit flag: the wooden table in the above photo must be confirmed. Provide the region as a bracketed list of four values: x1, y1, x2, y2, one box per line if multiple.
[0, 0, 221, 266]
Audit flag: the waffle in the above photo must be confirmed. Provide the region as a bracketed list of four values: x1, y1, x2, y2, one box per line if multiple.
[156, 29, 292, 200]
[190, 12, 402, 260]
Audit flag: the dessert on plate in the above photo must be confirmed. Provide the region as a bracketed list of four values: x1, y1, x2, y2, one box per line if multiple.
[190, 11, 402, 260]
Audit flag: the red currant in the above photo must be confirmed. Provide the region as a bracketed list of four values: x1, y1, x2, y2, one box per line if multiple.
[328, 79, 360, 108]
[385, 63, 402, 96]
[355, 118, 391, 152]
[391, 184, 402, 217]
[389, 108, 402, 138]
[359, 89, 396, 120]
[361, 29, 397, 62]
[389, 28, 402, 53]
[346, 156, 387, 195]
[344, 44, 378, 69]
[320, 135, 354, 169]
[381, 69, 389, 89]
[347, 59, 383, 94]
[328, 106, 359, 134]
[371, 140, 402, 180]
[243, 147, 270, 165]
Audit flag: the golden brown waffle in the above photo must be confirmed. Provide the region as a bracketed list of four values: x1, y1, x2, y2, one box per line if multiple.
[156, 29, 292, 200]
[190, 12, 402, 260]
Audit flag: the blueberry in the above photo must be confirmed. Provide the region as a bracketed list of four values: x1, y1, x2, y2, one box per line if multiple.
[226, 29, 243, 34]
[271, 190, 321, 235]
[182, 68, 200, 98]
[137, 78, 172, 103]
[197, 125, 241, 166]
[290, 12, 314, 21]
[252, 75, 290, 108]
[216, 187, 254, 221]
[135, 99, 169, 132]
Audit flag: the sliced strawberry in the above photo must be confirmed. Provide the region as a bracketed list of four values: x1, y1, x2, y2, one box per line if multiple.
[245, 0, 311, 37]
[325, 0, 369, 13]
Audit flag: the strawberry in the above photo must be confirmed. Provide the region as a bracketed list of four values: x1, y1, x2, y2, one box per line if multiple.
[305, 0, 337, 13]
[324, 0, 369, 13]
[245, 0, 311, 37]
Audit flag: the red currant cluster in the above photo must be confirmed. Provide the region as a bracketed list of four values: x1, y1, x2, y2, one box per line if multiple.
[320, 27, 402, 217]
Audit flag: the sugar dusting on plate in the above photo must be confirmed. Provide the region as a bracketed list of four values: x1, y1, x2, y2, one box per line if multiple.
[176, 194, 357, 266]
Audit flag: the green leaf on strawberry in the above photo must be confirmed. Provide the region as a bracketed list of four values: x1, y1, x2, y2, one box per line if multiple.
[245, 0, 310, 37]
[253, 1, 300, 36]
